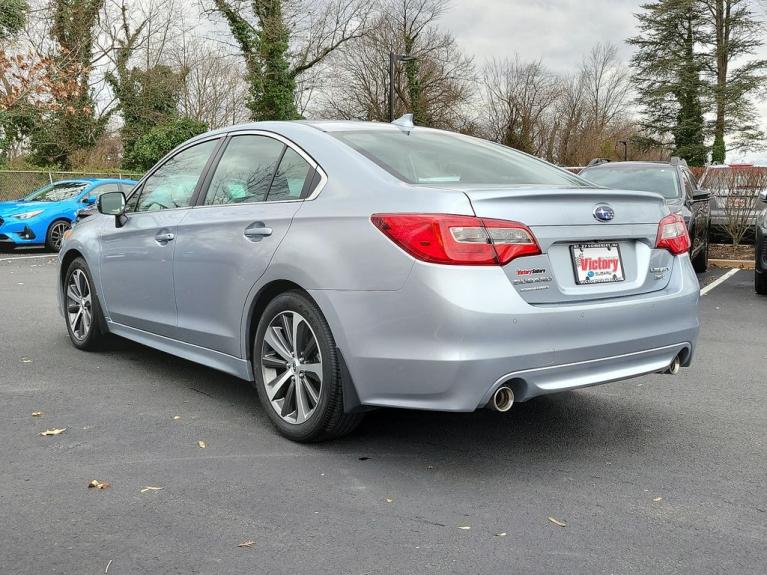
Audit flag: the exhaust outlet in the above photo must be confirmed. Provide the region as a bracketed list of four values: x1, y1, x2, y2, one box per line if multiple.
[666, 354, 681, 375]
[491, 386, 515, 412]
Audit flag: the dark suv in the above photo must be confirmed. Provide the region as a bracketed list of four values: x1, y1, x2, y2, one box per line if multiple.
[579, 158, 711, 272]
[756, 191, 767, 295]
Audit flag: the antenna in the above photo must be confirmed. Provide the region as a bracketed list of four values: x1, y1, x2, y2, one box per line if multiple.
[392, 113, 414, 130]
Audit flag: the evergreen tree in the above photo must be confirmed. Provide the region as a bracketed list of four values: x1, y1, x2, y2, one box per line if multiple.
[629, 0, 708, 166]
[0, 0, 27, 40]
[701, 0, 766, 163]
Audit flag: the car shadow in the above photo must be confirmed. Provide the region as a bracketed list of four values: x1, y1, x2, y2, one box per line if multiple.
[101, 335, 680, 471]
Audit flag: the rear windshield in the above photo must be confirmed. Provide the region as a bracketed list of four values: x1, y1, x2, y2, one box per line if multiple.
[579, 166, 680, 199]
[331, 129, 591, 188]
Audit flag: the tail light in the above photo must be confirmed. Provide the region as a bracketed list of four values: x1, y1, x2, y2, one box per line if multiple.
[371, 213, 541, 266]
[656, 213, 690, 255]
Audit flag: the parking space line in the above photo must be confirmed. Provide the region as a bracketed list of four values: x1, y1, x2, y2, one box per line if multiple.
[700, 268, 739, 295]
[0, 254, 57, 262]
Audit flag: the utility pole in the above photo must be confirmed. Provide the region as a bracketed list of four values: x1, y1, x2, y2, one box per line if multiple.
[619, 140, 628, 161]
[389, 52, 417, 122]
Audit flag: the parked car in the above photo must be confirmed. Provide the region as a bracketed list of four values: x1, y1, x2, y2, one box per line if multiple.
[579, 159, 711, 272]
[699, 164, 767, 244]
[0, 178, 137, 252]
[756, 190, 767, 295]
[58, 120, 700, 442]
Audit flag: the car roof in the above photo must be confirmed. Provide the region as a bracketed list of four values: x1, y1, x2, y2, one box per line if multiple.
[582, 161, 678, 170]
[51, 178, 138, 185]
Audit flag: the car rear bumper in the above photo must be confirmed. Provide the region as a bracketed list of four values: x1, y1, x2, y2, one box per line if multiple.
[311, 254, 700, 412]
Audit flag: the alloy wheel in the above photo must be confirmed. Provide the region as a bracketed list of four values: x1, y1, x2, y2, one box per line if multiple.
[66, 269, 93, 341]
[49, 221, 70, 251]
[260, 311, 323, 425]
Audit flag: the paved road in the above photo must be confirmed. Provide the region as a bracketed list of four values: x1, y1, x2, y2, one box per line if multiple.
[1, 256, 765, 574]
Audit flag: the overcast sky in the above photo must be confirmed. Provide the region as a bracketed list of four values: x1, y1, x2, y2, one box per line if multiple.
[438, 0, 767, 161]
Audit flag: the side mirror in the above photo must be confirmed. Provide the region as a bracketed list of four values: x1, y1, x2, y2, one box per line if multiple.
[693, 189, 711, 201]
[760, 190, 767, 204]
[97, 191, 125, 216]
[81, 196, 96, 205]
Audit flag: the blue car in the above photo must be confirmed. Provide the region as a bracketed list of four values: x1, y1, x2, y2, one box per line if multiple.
[0, 178, 137, 252]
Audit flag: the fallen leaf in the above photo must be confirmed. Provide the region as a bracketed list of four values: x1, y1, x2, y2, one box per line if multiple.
[238, 540, 255, 548]
[196, 440, 206, 448]
[88, 480, 111, 489]
[21, 358, 32, 363]
[31, 411, 43, 417]
[495, 532, 507, 537]
[653, 496, 663, 502]
[385, 497, 393, 503]
[457, 525, 471, 530]
[173, 415, 181, 420]
[548, 516, 567, 527]
[40, 428, 66, 436]
[358, 456, 370, 461]
[140, 486, 163, 493]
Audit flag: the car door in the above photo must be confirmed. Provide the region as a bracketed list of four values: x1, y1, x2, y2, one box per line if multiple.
[173, 132, 320, 356]
[99, 138, 221, 337]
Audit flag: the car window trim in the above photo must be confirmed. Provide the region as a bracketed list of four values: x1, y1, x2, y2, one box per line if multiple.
[125, 135, 226, 214]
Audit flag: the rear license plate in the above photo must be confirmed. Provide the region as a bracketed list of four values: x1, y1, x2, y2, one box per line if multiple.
[570, 243, 625, 284]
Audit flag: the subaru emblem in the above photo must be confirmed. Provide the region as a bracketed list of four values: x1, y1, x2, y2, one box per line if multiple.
[593, 204, 614, 222]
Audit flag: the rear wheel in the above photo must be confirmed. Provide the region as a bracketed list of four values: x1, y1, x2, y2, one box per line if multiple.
[692, 235, 709, 273]
[46, 219, 70, 252]
[64, 258, 107, 350]
[756, 270, 767, 295]
[253, 291, 363, 442]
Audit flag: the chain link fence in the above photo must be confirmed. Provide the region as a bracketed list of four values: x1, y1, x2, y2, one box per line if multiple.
[0, 170, 143, 201]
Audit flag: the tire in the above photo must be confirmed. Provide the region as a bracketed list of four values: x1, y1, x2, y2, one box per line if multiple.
[253, 290, 363, 442]
[46, 219, 70, 252]
[692, 236, 709, 273]
[63, 257, 107, 350]
[756, 271, 767, 295]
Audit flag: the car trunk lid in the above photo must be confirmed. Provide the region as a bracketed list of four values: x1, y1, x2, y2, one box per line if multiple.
[462, 187, 675, 304]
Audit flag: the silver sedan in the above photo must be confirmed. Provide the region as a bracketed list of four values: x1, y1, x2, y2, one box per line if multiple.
[58, 119, 700, 441]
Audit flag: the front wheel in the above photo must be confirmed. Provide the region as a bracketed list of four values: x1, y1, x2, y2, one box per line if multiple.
[253, 291, 363, 442]
[46, 219, 70, 252]
[64, 258, 107, 350]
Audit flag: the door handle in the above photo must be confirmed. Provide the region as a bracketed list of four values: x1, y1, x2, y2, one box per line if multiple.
[244, 225, 273, 240]
[155, 232, 175, 244]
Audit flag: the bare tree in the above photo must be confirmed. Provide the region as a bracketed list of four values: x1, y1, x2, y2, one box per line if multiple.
[482, 56, 561, 156]
[169, 34, 250, 128]
[318, 0, 475, 129]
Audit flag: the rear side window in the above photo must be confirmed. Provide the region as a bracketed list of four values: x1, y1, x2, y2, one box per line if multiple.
[332, 129, 590, 188]
[204, 136, 285, 205]
[267, 148, 312, 201]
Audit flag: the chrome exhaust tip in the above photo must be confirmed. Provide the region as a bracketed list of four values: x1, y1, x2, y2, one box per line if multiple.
[666, 355, 681, 375]
[491, 386, 515, 412]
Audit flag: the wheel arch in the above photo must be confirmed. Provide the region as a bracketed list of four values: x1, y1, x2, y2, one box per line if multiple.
[59, 248, 84, 290]
[242, 279, 363, 412]
[244, 279, 310, 364]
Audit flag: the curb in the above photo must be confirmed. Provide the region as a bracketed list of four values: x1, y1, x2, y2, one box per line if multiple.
[709, 259, 754, 270]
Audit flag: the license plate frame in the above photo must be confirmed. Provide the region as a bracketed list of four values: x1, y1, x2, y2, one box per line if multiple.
[570, 242, 625, 285]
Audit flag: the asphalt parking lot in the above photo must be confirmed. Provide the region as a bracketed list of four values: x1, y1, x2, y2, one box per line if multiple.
[1, 251, 765, 575]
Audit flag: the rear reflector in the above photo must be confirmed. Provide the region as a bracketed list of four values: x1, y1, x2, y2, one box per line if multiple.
[655, 213, 691, 255]
[371, 214, 541, 265]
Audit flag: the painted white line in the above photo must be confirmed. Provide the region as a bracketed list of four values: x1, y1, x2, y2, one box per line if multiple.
[700, 268, 739, 295]
[0, 254, 56, 262]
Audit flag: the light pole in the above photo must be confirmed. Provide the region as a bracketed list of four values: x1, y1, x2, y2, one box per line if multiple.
[389, 52, 417, 122]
